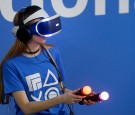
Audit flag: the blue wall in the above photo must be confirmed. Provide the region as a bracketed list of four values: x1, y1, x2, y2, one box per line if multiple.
[0, 0, 135, 115]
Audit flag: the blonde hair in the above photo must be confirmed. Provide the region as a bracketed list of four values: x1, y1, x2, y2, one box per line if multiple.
[0, 11, 28, 104]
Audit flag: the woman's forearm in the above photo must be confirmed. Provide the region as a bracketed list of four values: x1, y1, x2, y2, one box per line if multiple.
[64, 88, 72, 93]
[13, 91, 63, 115]
[24, 95, 62, 114]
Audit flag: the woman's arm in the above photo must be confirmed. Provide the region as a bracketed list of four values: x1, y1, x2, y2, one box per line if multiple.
[13, 90, 84, 115]
[13, 91, 62, 114]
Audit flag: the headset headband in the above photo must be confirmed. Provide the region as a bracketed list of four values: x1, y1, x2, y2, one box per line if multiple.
[23, 9, 49, 24]
[12, 9, 49, 36]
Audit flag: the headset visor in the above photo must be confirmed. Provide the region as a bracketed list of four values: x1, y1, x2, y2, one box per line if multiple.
[29, 14, 61, 37]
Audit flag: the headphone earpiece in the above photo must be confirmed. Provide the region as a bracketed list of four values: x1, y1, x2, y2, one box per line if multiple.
[16, 27, 32, 43]
[16, 8, 32, 44]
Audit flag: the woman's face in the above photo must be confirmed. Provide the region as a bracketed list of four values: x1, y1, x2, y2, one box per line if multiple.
[32, 34, 46, 44]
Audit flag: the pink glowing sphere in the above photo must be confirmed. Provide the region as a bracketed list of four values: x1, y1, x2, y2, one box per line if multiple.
[100, 91, 109, 100]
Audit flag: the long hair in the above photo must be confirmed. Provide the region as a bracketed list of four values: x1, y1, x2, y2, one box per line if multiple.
[0, 5, 43, 104]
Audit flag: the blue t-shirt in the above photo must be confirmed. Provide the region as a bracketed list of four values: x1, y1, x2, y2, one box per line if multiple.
[2, 47, 68, 115]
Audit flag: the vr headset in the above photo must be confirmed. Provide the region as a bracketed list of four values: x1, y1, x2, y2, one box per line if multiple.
[12, 8, 62, 43]
[28, 14, 61, 37]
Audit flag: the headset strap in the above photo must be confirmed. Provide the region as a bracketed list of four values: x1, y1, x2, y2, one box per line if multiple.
[43, 45, 65, 93]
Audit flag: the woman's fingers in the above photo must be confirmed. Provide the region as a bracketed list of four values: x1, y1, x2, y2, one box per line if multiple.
[83, 99, 96, 105]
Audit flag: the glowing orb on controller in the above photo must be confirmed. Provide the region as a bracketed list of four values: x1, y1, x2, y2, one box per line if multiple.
[100, 91, 109, 100]
[82, 86, 92, 95]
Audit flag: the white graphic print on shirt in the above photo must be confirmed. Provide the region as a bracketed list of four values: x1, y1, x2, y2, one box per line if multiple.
[25, 69, 59, 101]
[26, 73, 42, 91]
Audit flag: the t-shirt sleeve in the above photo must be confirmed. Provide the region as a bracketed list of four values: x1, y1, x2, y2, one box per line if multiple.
[2, 61, 25, 96]
[50, 47, 67, 81]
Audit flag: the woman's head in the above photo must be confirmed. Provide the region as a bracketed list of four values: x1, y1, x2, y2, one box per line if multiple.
[12, 5, 62, 45]
[13, 5, 48, 44]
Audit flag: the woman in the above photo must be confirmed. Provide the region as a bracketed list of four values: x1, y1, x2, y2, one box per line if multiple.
[0, 5, 95, 115]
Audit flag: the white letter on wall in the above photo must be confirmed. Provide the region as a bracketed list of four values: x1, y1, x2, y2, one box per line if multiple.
[119, 0, 129, 14]
[95, 0, 106, 15]
[51, 0, 88, 18]
[0, 0, 46, 22]
[0, 0, 16, 22]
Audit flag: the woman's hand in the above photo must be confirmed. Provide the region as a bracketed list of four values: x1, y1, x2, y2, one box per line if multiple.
[82, 92, 97, 105]
[60, 89, 85, 104]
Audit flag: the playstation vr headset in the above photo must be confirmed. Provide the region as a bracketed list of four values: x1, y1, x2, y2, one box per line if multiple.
[12, 6, 62, 43]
